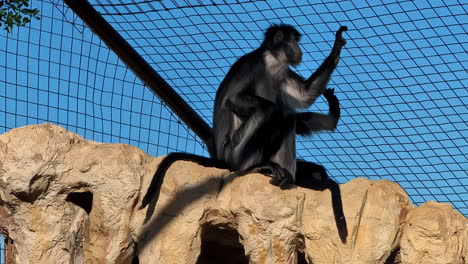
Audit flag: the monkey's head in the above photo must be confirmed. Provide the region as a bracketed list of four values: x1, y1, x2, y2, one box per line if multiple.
[262, 24, 303, 66]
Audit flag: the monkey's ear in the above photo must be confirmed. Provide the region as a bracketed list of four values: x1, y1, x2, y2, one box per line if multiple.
[273, 31, 284, 44]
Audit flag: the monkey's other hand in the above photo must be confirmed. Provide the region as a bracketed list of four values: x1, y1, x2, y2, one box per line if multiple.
[324, 88, 340, 118]
[335, 26, 348, 46]
[323, 88, 337, 101]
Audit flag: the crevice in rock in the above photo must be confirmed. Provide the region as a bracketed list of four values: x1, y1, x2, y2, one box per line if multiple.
[296, 233, 310, 264]
[384, 247, 401, 264]
[297, 250, 309, 264]
[196, 224, 248, 264]
[4, 234, 16, 264]
[66, 191, 93, 214]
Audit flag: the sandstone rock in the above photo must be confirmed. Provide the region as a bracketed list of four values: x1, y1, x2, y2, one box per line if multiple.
[400, 201, 468, 264]
[0, 124, 152, 263]
[0, 124, 465, 264]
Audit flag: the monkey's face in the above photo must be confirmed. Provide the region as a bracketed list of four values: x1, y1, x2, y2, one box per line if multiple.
[285, 37, 302, 66]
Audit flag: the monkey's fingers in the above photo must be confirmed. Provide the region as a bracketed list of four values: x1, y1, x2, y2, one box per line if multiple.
[324, 88, 335, 96]
[325, 94, 338, 101]
[337, 26, 348, 34]
[269, 176, 281, 186]
[269, 167, 283, 185]
[324, 89, 338, 101]
[271, 168, 288, 187]
[270, 175, 291, 189]
[335, 26, 348, 46]
[278, 172, 294, 190]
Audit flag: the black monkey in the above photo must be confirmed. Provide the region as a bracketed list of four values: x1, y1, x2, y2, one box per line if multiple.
[140, 24, 347, 206]
[140, 24, 348, 242]
[211, 24, 347, 187]
[139, 87, 341, 207]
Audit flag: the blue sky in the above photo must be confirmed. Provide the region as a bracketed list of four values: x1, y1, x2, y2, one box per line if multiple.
[0, 0, 467, 226]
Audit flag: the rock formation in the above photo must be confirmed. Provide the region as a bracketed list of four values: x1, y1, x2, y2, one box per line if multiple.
[0, 124, 466, 263]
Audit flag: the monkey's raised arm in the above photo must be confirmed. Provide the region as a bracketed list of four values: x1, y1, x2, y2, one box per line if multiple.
[283, 26, 347, 109]
[305, 26, 347, 94]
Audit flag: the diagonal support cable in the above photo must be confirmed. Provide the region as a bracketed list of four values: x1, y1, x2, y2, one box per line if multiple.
[62, 0, 213, 145]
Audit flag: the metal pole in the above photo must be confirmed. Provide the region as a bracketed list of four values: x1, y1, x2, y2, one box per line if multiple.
[62, 0, 213, 145]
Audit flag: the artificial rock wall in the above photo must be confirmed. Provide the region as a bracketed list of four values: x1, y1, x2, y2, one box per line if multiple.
[0, 124, 466, 264]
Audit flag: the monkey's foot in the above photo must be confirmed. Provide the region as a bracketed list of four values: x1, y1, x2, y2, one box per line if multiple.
[269, 166, 294, 189]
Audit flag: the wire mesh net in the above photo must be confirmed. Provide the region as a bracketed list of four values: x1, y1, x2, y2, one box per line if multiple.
[0, 0, 467, 218]
[0, 0, 208, 157]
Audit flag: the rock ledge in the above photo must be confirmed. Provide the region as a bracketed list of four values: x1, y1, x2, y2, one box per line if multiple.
[0, 124, 466, 264]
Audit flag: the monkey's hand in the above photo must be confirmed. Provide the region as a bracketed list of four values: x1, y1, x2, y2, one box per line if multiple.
[324, 88, 340, 118]
[335, 26, 348, 47]
[323, 88, 337, 102]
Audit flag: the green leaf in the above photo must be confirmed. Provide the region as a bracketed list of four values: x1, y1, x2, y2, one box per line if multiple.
[0, 0, 39, 33]
[15, 14, 21, 24]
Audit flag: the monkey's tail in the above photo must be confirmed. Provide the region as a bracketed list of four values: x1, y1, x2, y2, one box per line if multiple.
[326, 179, 348, 243]
[295, 161, 348, 243]
[139, 152, 226, 210]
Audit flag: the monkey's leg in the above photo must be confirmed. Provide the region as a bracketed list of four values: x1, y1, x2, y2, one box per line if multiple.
[233, 113, 297, 188]
[224, 109, 296, 188]
[270, 120, 297, 182]
[227, 105, 279, 170]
